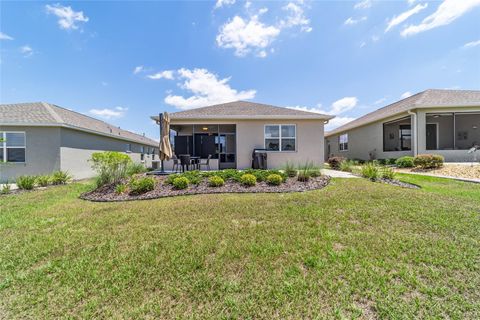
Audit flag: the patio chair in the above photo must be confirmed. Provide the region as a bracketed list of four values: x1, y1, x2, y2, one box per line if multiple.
[198, 154, 212, 171]
[172, 155, 180, 172]
[179, 154, 192, 172]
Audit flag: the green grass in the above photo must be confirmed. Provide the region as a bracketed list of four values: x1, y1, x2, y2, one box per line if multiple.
[0, 176, 479, 319]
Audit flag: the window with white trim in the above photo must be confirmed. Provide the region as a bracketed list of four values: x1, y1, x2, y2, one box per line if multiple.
[1, 132, 26, 163]
[126, 143, 132, 153]
[265, 125, 296, 151]
[339, 134, 348, 151]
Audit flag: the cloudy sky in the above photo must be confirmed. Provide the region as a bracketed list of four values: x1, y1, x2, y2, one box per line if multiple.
[1, 0, 479, 139]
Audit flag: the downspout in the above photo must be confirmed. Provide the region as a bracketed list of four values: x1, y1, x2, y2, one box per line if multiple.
[407, 110, 417, 156]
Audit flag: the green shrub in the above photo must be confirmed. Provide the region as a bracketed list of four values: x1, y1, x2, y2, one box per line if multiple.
[90, 151, 133, 187]
[51, 171, 71, 185]
[208, 176, 225, 187]
[181, 171, 201, 185]
[386, 158, 397, 165]
[240, 174, 257, 186]
[381, 167, 396, 180]
[377, 159, 387, 165]
[297, 171, 310, 182]
[395, 156, 414, 168]
[129, 176, 155, 194]
[172, 176, 189, 190]
[266, 174, 283, 186]
[242, 169, 287, 182]
[115, 184, 128, 194]
[339, 160, 353, 172]
[35, 175, 51, 187]
[16, 175, 36, 190]
[126, 163, 147, 176]
[361, 163, 379, 181]
[1, 184, 11, 194]
[283, 161, 297, 177]
[309, 169, 321, 177]
[413, 154, 444, 169]
[327, 156, 345, 170]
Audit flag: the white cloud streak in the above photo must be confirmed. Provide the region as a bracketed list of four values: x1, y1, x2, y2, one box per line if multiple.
[146, 70, 175, 80]
[214, 0, 235, 9]
[133, 66, 144, 74]
[401, 91, 413, 99]
[385, 3, 428, 33]
[0, 32, 14, 40]
[463, 39, 480, 48]
[354, 0, 372, 10]
[89, 107, 128, 119]
[164, 68, 256, 110]
[20, 45, 34, 57]
[344, 16, 367, 25]
[401, 0, 480, 37]
[45, 4, 89, 30]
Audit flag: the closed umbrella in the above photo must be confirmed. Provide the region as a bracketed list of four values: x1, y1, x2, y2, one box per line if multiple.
[159, 112, 173, 171]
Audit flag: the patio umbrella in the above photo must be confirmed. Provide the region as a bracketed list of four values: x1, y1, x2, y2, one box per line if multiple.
[159, 112, 173, 171]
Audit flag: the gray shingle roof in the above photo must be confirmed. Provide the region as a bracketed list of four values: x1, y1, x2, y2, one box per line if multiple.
[326, 89, 480, 137]
[155, 101, 333, 120]
[0, 102, 158, 146]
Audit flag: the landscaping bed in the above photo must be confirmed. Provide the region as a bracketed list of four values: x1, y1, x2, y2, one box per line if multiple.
[396, 164, 480, 180]
[81, 174, 330, 201]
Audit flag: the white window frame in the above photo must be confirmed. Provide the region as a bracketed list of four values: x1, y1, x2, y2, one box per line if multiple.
[264, 124, 297, 152]
[126, 143, 132, 153]
[0, 131, 26, 163]
[339, 133, 348, 152]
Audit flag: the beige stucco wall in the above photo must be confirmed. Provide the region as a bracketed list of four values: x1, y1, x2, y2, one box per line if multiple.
[170, 119, 325, 169]
[60, 128, 158, 179]
[325, 112, 414, 161]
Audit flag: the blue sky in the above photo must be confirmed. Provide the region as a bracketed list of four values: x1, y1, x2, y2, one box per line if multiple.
[1, 0, 479, 139]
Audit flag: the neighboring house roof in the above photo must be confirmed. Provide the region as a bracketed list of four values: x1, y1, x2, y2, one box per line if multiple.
[0, 102, 158, 146]
[152, 101, 334, 121]
[326, 89, 480, 137]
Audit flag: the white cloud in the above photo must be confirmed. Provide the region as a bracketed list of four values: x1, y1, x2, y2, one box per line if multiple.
[463, 39, 480, 48]
[371, 35, 380, 42]
[331, 97, 358, 114]
[20, 45, 34, 57]
[407, 0, 417, 5]
[354, 0, 372, 9]
[280, 2, 313, 32]
[401, 91, 412, 99]
[146, 70, 175, 80]
[288, 104, 326, 115]
[45, 4, 89, 30]
[325, 116, 356, 131]
[216, 15, 280, 57]
[89, 106, 127, 119]
[216, 1, 312, 57]
[133, 66, 144, 74]
[360, 41, 367, 48]
[164, 68, 256, 110]
[374, 97, 387, 105]
[214, 0, 235, 9]
[0, 32, 14, 40]
[385, 3, 428, 33]
[344, 16, 367, 25]
[401, 0, 480, 37]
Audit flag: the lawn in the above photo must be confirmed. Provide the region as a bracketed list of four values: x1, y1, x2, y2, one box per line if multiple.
[1, 176, 479, 319]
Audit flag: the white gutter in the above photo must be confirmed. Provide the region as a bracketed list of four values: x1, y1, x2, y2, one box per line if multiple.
[407, 109, 418, 156]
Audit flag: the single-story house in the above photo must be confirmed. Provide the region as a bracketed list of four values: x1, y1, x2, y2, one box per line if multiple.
[0, 102, 159, 182]
[152, 101, 333, 170]
[325, 89, 480, 162]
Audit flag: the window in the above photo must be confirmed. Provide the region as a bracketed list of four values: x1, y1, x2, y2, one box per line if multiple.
[126, 143, 131, 153]
[265, 125, 296, 151]
[339, 134, 348, 151]
[1, 132, 26, 163]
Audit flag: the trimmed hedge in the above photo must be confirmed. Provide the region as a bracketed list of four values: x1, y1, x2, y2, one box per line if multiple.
[129, 176, 155, 194]
[414, 154, 444, 169]
[172, 177, 189, 190]
[266, 174, 283, 186]
[240, 174, 257, 186]
[208, 176, 225, 187]
[395, 156, 414, 168]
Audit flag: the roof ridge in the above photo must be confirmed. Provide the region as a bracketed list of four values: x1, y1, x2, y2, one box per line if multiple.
[41, 102, 64, 124]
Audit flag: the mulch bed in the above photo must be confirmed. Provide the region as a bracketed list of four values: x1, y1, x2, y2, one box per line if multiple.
[80, 175, 331, 202]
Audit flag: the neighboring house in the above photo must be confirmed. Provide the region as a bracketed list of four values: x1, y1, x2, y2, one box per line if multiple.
[0, 102, 159, 182]
[325, 89, 480, 162]
[152, 101, 333, 170]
